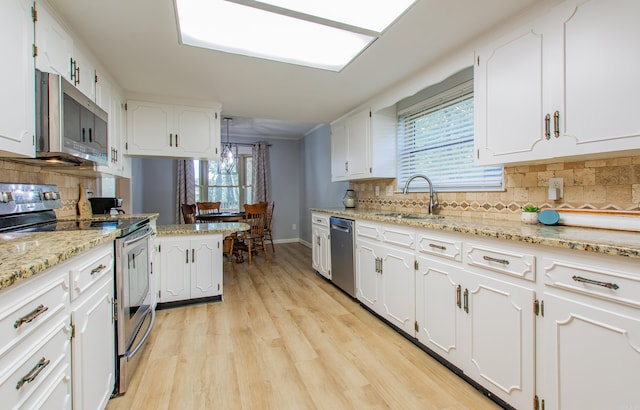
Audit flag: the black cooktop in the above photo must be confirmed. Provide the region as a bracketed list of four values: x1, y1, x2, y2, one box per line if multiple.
[4, 212, 149, 237]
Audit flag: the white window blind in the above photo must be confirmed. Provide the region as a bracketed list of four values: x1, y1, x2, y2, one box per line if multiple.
[397, 81, 503, 191]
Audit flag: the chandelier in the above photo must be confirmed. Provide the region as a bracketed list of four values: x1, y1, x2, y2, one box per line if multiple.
[219, 117, 237, 174]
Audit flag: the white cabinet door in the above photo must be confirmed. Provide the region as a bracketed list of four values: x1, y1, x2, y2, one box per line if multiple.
[415, 255, 466, 368]
[127, 100, 174, 156]
[461, 271, 535, 410]
[551, 0, 640, 157]
[312, 225, 331, 279]
[71, 276, 115, 410]
[539, 292, 640, 410]
[379, 245, 415, 335]
[160, 237, 191, 303]
[344, 108, 370, 179]
[330, 120, 349, 180]
[34, 1, 74, 81]
[73, 49, 95, 101]
[190, 236, 222, 298]
[356, 238, 381, 312]
[173, 105, 219, 158]
[474, 14, 552, 165]
[475, 0, 640, 165]
[0, 0, 35, 157]
[127, 100, 220, 159]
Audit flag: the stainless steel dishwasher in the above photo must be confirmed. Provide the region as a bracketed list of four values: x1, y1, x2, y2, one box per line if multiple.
[329, 217, 356, 297]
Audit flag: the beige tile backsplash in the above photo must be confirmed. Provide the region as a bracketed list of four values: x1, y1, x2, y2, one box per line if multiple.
[350, 155, 640, 222]
[0, 160, 97, 218]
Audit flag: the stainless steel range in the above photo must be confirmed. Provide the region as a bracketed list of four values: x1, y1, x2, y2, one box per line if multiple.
[0, 182, 155, 396]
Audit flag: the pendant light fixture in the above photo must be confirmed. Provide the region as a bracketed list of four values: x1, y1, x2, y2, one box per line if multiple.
[220, 117, 237, 174]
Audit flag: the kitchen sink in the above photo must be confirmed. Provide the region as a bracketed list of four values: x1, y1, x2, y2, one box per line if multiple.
[373, 212, 444, 220]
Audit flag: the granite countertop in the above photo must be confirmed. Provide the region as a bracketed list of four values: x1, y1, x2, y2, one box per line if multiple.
[157, 222, 249, 237]
[312, 208, 640, 259]
[0, 213, 159, 292]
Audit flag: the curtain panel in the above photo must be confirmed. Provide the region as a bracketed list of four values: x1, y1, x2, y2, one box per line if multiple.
[252, 142, 270, 203]
[175, 159, 195, 223]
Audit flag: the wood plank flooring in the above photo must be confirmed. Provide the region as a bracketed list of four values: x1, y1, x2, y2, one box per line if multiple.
[107, 243, 502, 410]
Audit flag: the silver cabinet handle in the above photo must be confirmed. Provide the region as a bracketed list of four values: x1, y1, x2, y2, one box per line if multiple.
[456, 284, 462, 309]
[90, 264, 106, 275]
[544, 113, 551, 140]
[192, 248, 195, 263]
[429, 243, 446, 251]
[175, 134, 179, 147]
[572, 275, 619, 290]
[185, 249, 189, 263]
[463, 288, 469, 313]
[16, 357, 50, 390]
[14, 304, 48, 328]
[553, 111, 560, 138]
[344, 161, 348, 172]
[170, 134, 173, 147]
[483, 255, 509, 265]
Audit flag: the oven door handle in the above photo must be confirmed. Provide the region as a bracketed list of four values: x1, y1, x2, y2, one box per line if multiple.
[122, 227, 154, 247]
[125, 308, 155, 360]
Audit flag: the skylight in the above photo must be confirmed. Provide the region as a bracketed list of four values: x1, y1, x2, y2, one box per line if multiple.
[174, 0, 417, 71]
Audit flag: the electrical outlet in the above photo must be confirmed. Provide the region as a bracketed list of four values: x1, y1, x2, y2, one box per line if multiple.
[292, 224, 297, 231]
[375, 186, 380, 196]
[549, 178, 563, 199]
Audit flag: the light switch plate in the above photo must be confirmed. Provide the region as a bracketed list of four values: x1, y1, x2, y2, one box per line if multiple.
[549, 178, 563, 199]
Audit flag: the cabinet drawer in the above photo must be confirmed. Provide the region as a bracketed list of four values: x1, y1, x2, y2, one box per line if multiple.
[0, 316, 71, 409]
[416, 233, 462, 262]
[379, 224, 415, 250]
[0, 271, 68, 361]
[466, 243, 535, 281]
[311, 213, 330, 228]
[69, 246, 114, 301]
[542, 257, 640, 308]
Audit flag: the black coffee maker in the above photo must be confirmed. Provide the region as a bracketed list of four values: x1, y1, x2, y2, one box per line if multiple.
[89, 197, 124, 214]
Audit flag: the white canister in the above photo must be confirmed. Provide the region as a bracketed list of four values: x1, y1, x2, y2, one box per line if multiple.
[343, 189, 356, 208]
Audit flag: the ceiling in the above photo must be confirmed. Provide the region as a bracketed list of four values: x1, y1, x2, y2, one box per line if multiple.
[48, 0, 538, 139]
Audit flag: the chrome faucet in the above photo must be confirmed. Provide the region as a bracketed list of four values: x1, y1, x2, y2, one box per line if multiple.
[402, 174, 439, 214]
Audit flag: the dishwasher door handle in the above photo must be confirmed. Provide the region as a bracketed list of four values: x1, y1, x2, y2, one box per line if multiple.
[331, 225, 351, 233]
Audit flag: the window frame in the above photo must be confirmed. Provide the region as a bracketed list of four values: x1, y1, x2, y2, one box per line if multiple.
[195, 153, 252, 212]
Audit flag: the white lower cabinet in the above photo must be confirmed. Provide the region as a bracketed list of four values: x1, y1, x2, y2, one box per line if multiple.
[311, 213, 331, 279]
[416, 243, 536, 410]
[356, 222, 416, 336]
[158, 235, 223, 303]
[0, 242, 115, 409]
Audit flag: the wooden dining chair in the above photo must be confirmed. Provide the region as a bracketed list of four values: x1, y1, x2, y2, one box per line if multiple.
[236, 202, 269, 265]
[181, 204, 197, 224]
[196, 201, 221, 215]
[263, 201, 275, 252]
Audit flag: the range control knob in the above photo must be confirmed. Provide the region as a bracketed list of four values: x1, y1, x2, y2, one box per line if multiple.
[42, 192, 60, 200]
[0, 192, 14, 203]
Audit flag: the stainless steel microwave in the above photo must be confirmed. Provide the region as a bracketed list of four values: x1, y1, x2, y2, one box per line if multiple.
[34, 69, 108, 166]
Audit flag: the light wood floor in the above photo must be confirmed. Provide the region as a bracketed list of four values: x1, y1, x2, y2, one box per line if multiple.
[107, 243, 502, 410]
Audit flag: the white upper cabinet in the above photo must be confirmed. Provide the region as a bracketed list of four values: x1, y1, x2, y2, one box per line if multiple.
[475, 0, 640, 165]
[72, 48, 96, 101]
[34, 1, 74, 82]
[331, 107, 396, 181]
[126, 100, 221, 159]
[96, 75, 131, 178]
[0, 0, 35, 157]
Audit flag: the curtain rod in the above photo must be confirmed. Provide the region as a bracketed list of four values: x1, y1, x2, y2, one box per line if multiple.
[229, 142, 272, 147]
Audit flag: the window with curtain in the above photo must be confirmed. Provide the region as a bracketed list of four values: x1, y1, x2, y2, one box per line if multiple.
[194, 155, 252, 212]
[397, 80, 503, 192]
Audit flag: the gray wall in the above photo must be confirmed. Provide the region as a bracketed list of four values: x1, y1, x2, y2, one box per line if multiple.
[131, 138, 301, 241]
[299, 124, 348, 244]
[131, 157, 177, 225]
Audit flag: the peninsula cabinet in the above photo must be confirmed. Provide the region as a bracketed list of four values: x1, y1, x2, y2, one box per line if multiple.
[157, 235, 223, 303]
[0, 0, 35, 157]
[126, 100, 221, 159]
[330, 106, 396, 181]
[474, 0, 640, 166]
[311, 213, 331, 279]
[356, 221, 416, 336]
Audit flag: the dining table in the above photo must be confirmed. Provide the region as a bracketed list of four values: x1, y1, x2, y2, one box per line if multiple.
[195, 212, 245, 222]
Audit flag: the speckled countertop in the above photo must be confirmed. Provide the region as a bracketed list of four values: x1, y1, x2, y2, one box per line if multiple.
[312, 208, 640, 259]
[0, 213, 159, 291]
[157, 222, 249, 237]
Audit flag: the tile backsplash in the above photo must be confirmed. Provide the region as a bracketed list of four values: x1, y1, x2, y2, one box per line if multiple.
[0, 160, 97, 218]
[350, 155, 640, 222]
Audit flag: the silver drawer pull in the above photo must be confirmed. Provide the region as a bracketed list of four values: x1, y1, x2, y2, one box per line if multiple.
[16, 357, 50, 390]
[572, 275, 619, 290]
[483, 255, 509, 265]
[14, 304, 48, 328]
[429, 243, 446, 251]
[90, 264, 107, 275]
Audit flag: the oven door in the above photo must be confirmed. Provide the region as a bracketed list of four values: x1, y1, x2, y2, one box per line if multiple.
[115, 224, 155, 394]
